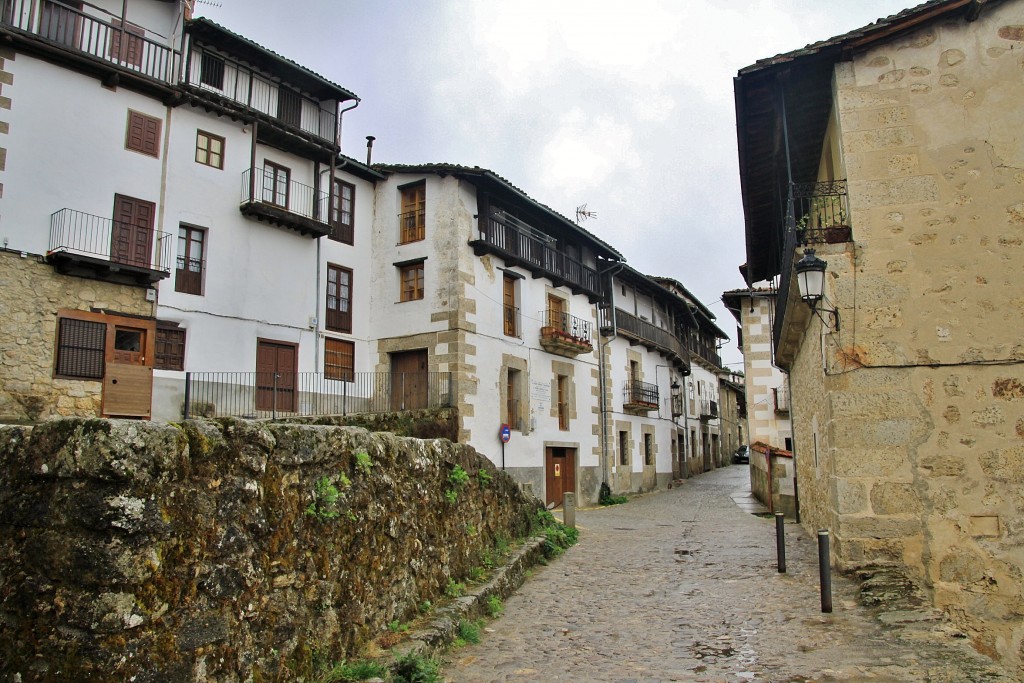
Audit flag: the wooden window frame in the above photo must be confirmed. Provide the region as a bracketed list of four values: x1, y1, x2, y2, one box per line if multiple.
[557, 374, 569, 431]
[503, 274, 519, 337]
[506, 368, 521, 431]
[53, 309, 156, 380]
[324, 338, 355, 382]
[325, 263, 353, 333]
[398, 181, 426, 244]
[175, 225, 205, 296]
[619, 430, 629, 466]
[125, 110, 161, 158]
[263, 161, 290, 209]
[195, 130, 224, 169]
[155, 324, 186, 371]
[330, 178, 355, 244]
[644, 433, 653, 466]
[399, 262, 425, 302]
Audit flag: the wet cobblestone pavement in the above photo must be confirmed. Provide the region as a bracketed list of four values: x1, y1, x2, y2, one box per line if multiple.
[443, 465, 1014, 682]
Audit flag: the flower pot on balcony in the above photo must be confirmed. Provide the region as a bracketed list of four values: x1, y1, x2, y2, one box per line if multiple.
[823, 225, 852, 243]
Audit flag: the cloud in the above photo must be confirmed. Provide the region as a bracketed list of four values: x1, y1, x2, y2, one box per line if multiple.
[534, 109, 641, 195]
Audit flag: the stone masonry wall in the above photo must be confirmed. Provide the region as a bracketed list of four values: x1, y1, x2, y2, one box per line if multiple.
[0, 252, 154, 421]
[791, 4, 1024, 673]
[0, 418, 540, 682]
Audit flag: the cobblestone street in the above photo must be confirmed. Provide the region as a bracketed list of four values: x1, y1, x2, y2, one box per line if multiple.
[443, 465, 1013, 683]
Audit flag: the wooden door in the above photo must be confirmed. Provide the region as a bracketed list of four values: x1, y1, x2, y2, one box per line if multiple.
[390, 349, 428, 411]
[255, 339, 297, 412]
[111, 194, 155, 268]
[547, 294, 566, 332]
[102, 324, 154, 418]
[545, 447, 576, 508]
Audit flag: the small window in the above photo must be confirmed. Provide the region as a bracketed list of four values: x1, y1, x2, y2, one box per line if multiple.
[324, 338, 354, 381]
[55, 317, 105, 379]
[156, 326, 186, 371]
[503, 274, 519, 337]
[195, 131, 224, 169]
[557, 374, 569, 431]
[399, 182, 425, 243]
[125, 110, 161, 158]
[644, 433, 653, 466]
[175, 225, 205, 295]
[326, 264, 352, 332]
[619, 430, 629, 466]
[262, 162, 289, 208]
[199, 51, 225, 89]
[506, 368, 521, 430]
[330, 179, 355, 244]
[399, 262, 424, 302]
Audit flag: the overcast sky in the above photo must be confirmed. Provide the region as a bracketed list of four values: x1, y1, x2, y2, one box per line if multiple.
[197, 0, 913, 370]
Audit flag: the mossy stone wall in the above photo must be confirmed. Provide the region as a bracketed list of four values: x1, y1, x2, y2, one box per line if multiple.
[0, 417, 539, 682]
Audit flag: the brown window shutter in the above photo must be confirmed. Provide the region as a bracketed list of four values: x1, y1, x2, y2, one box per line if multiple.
[143, 116, 160, 157]
[126, 111, 160, 157]
[126, 111, 145, 152]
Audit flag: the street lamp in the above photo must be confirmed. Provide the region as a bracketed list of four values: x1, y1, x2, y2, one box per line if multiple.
[794, 248, 839, 330]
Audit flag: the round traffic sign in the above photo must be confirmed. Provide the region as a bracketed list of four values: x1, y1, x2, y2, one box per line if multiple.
[499, 423, 511, 443]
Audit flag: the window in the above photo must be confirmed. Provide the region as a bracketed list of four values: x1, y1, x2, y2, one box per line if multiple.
[55, 317, 105, 379]
[619, 430, 629, 466]
[330, 179, 355, 244]
[507, 368, 521, 430]
[110, 19, 144, 67]
[399, 262, 424, 302]
[503, 274, 519, 337]
[112, 327, 145, 365]
[547, 294, 566, 332]
[644, 433, 653, 466]
[125, 110, 161, 158]
[557, 374, 569, 430]
[175, 225, 204, 295]
[324, 338, 354, 381]
[326, 264, 352, 332]
[262, 162, 289, 208]
[399, 182, 425, 243]
[199, 51, 225, 89]
[195, 131, 224, 169]
[155, 325, 186, 371]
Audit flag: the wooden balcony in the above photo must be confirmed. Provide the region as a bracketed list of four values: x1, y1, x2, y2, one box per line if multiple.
[608, 308, 690, 373]
[239, 168, 332, 238]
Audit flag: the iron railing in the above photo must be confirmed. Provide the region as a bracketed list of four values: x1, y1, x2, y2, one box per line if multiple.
[182, 371, 452, 420]
[623, 380, 659, 408]
[399, 209, 425, 243]
[241, 167, 331, 224]
[184, 44, 337, 143]
[540, 309, 592, 345]
[48, 208, 172, 272]
[792, 180, 850, 246]
[1, 0, 179, 81]
[503, 304, 520, 338]
[475, 211, 602, 298]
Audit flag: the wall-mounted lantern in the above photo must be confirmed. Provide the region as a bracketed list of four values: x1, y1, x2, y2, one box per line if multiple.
[795, 248, 839, 331]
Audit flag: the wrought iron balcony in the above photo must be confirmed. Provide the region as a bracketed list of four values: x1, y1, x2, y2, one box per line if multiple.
[183, 44, 337, 146]
[793, 180, 852, 246]
[240, 167, 332, 237]
[470, 210, 603, 301]
[608, 307, 690, 372]
[1, 0, 179, 84]
[623, 380, 659, 412]
[539, 309, 593, 357]
[47, 208, 172, 285]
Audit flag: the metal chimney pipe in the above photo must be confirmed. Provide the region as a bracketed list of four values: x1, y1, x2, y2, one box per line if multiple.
[365, 136, 376, 165]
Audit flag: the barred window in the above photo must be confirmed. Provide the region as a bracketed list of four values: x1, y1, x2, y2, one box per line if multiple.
[55, 318, 106, 379]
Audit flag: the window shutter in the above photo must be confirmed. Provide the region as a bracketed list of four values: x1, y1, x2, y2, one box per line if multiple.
[155, 327, 186, 371]
[56, 318, 106, 379]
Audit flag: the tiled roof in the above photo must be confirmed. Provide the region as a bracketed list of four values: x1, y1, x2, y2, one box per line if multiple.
[374, 163, 621, 259]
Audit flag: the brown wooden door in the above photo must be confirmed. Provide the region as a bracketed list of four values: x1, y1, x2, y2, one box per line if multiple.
[503, 275, 517, 336]
[545, 447, 576, 508]
[111, 194, 155, 268]
[547, 295, 566, 332]
[102, 323, 154, 418]
[390, 349, 428, 411]
[255, 339, 297, 412]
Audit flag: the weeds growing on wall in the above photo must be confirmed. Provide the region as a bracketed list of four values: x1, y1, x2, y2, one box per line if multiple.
[390, 651, 442, 683]
[305, 476, 342, 520]
[599, 481, 628, 506]
[534, 508, 580, 559]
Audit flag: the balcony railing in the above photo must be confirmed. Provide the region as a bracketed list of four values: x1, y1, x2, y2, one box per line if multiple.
[700, 399, 718, 421]
[503, 304, 520, 338]
[471, 210, 602, 300]
[688, 338, 722, 368]
[183, 45, 337, 144]
[611, 308, 689, 370]
[793, 180, 851, 246]
[623, 380, 658, 411]
[399, 209, 425, 243]
[539, 309, 593, 356]
[48, 208, 172, 281]
[182, 371, 452, 420]
[1, 0, 179, 82]
[240, 167, 332, 237]
[773, 386, 790, 414]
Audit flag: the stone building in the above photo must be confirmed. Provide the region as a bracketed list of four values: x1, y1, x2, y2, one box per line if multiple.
[734, 0, 1024, 672]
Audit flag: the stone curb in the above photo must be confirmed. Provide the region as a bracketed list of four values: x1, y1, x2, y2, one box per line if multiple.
[389, 535, 549, 660]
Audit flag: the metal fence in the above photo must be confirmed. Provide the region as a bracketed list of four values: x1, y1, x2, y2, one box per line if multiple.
[183, 371, 453, 420]
[241, 167, 331, 224]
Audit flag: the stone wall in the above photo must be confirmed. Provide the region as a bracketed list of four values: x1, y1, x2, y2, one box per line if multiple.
[0, 418, 541, 682]
[0, 252, 154, 421]
[748, 445, 797, 519]
[789, 4, 1024, 673]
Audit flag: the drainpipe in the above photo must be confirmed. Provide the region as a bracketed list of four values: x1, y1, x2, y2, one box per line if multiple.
[784, 367, 800, 523]
[598, 260, 625, 486]
[335, 98, 360, 150]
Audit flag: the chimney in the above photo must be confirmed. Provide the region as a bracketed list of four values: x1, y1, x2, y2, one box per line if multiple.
[365, 136, 375, 165]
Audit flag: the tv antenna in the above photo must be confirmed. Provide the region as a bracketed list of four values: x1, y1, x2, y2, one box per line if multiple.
[575, 204, 597, 225]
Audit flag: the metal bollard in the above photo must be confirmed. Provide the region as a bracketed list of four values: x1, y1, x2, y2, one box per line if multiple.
[562, 492, 576, 529]
[818, 530, 833, 613]
[775, 512, 786, 573]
